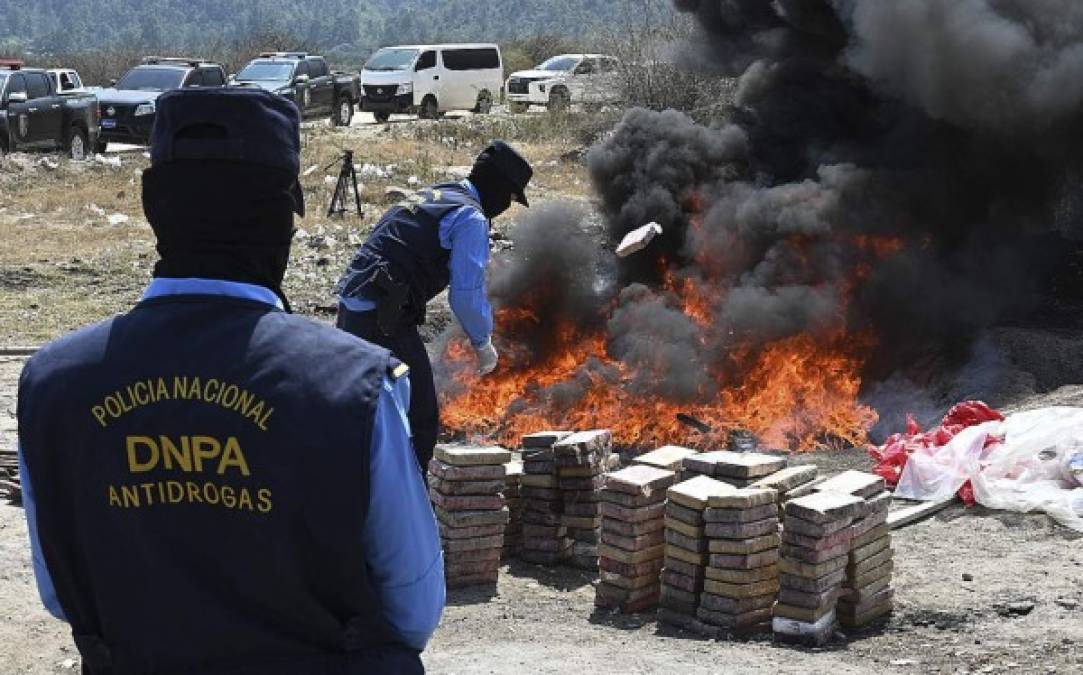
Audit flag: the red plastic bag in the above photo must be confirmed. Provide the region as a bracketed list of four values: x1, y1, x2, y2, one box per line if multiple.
[869, 401, 1004, 506]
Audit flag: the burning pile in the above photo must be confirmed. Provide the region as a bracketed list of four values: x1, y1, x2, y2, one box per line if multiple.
[439, 0, 1083, 451]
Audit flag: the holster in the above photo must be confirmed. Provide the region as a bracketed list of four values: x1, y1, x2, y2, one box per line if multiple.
[372, 267, 412, 337]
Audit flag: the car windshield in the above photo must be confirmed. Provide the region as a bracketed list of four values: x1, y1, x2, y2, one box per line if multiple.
[365, 48, 419, 72]
[236, 62, 294, 81]
[538, 56, 581, 72]
[116, 67, 186, 92]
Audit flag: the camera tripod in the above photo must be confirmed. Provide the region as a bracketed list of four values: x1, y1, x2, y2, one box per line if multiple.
[326, 150, 362, 217]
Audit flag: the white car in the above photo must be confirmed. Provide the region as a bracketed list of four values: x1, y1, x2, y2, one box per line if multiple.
[359, 43, 503, 123]
[46, 69, 86, 94]
[506, 54, 622, 113]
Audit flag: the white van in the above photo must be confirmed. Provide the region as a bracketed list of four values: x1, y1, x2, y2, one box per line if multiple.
[359, 44, 503, 122]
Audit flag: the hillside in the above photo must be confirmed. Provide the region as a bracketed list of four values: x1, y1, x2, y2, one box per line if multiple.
[0, 0, 662, 57]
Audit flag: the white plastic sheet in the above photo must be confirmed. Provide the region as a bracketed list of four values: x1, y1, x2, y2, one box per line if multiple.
[896, 407, 1083, 531]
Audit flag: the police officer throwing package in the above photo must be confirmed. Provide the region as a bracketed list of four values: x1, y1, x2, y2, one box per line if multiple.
[17, 88, 444, 675]
[335, 141, 533, 469]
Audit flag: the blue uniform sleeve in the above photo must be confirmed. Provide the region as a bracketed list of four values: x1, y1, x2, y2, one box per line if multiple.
[439, 207, 493, 347]
[362, 375, 445, 650]
[17, 444, 68, 622]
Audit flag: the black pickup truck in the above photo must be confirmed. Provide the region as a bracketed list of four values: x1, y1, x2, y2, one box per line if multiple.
[96, 57, 227, 151]
[0, 61, 100, 159]
[231, 52, 360, 126]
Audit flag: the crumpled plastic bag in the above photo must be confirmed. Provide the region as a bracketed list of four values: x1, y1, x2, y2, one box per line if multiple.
[877, 405, 1083, 532]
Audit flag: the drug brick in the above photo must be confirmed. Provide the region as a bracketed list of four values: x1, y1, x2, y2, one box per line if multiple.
[780, 524, 855, 551]
[555, 456, 607, 471]
[663, 557, 707, 580]
[709, 549, 779, 570]
[553, 429, 612, 457]
[599, 543, 665, 565]
[598, 490, 665, 508]
[665, 502, 706, 526]
[850, 534, 892, 565]
[661, 569, 705, 593]
[665, 544, 709, 567]
[780, 541, 853, 565]
[429, 489, 504, 512]
[773, 602, 836, 624]
[856, 491, 893, 518]
[601, 517, 665, 538]
[705, 564, 779, 585]
[428, 459, 506, 481]
[521, 523, 567, 538]
[523, 459, 555, 474]
[848, 547, 893, 577]
[596, 582, 660, 606]
[838, 588, 895, 627]
[600, 556, 665, 579]
[779, 569, 846, 594]
[703, 577, 780, 599]
[520, 510, 562, 526]
[559, 475, 607, 492]
[783, 514, 853, 538]
[751, 465, 819, 492]
[660, 583, 698, 606]
[444, 547, 503, 565]
[600, 570, 660, 591]
[435, 446, 512, 467]
[522, 498, 562, 515]
[604, 465, 676, 498]
[561, 515, 602, 529]
[522, 431, 572, 449]
[563, 502, 602, 517]
[846, 560, 894, 589]
[785, 492, 865, 524]
[665, 529, 708, 553]
[697, 606, 774, 630]
[708, 533, 781, 555]
[601, 528, 666, 552]
[699, 591, 776, 615]
[428, 476, 506, 496]
[685, 451, 787, 479]
[634, 445, 698, 472]
[850, 509, 890, 539]
[703, 503, 778, 523]
[521, 474, 559, 488]
[777, 585, 841, 611]
[706, 488, 779, 511]
[438, 522, 506, 540]
[704, 518, 778, 540]
[663, 518, 705, 539]
[778, 554, 848, 580]
[667, 475, 735, 511]
[445, 571, 499, 589]
[600, 500, 667, 523]
[813, 470, 886, 499]
[841, 574, 892, 603]
[434, 506, 510, 528]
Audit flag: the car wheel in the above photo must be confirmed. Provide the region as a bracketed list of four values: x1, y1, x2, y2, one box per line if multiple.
[333, 96, 354, 127]
[473, 91, 493, 115]
[419, 96, 439, 120]
[548, 88, 570, 113]
[67, 125, 89, 161]
[509, 101, 529, 114]
[374, 111, 391, 124]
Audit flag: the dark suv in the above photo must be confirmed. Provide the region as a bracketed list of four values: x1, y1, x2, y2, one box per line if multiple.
[96, 57, 226, 151]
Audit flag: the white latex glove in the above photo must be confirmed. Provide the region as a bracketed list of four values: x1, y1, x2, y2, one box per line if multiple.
[475, 338, 499, 376]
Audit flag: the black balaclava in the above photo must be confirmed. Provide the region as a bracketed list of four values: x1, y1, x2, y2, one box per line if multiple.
[468, 161, 514, 220]
[142, 160, 297, 311]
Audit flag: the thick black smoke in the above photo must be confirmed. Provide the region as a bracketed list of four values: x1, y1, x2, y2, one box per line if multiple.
[585, 0, 1083, 433]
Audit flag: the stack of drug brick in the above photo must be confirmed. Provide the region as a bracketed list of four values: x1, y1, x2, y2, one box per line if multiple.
[658, 475, 734, 630]
[814, 471, 895, 630]
[773, 490, 865, 644]
[502, 460, 524, 560]
[428, 446, 512, 589]
[697, 486, 781, 637]
[554, 430, 613, 571]
[595, 465, 675, 613]
[519, 432, 571, 565]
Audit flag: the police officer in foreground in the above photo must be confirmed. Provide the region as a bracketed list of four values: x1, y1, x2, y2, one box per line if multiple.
[335, 140, 533, 469]
[17, 88, 444, 674]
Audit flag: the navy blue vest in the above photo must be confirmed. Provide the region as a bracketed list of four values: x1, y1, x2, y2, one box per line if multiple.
[18, 294, 421, 675]
[335, 182, 485, 322]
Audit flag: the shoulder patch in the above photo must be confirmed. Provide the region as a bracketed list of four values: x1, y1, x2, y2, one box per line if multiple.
[390, 363, 411, 381]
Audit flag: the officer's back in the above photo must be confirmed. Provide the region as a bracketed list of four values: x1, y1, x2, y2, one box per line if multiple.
[17, 88, 444, 675]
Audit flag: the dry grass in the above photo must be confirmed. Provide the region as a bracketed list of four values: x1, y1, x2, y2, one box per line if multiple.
[0, 112, 596, 345]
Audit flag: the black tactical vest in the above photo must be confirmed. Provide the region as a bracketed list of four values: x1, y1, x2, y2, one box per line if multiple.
[335, 182, 485, 322]
[18, 293, 422, 675]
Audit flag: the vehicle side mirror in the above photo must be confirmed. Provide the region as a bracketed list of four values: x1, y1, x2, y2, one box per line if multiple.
[109, 79, 117, 87]
[228, 73, 235, 81]
[295, 74, 310, 85]
[7, 91, 27, 104]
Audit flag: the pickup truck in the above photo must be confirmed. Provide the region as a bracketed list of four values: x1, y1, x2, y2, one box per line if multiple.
[0, 61, 100, 159]
[96, 57, 227, 151]
[231, 52, 360, 126]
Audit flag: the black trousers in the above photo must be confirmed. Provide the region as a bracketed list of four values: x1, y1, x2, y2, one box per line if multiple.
[336, 306, 437, 470]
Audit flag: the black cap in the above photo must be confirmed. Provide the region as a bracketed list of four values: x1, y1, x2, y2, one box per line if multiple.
[150, 87, 305, 216]
[474, 140, 533, 207]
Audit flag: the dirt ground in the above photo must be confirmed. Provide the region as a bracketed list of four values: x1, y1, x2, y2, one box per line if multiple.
[2, 111, 1082, 674]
